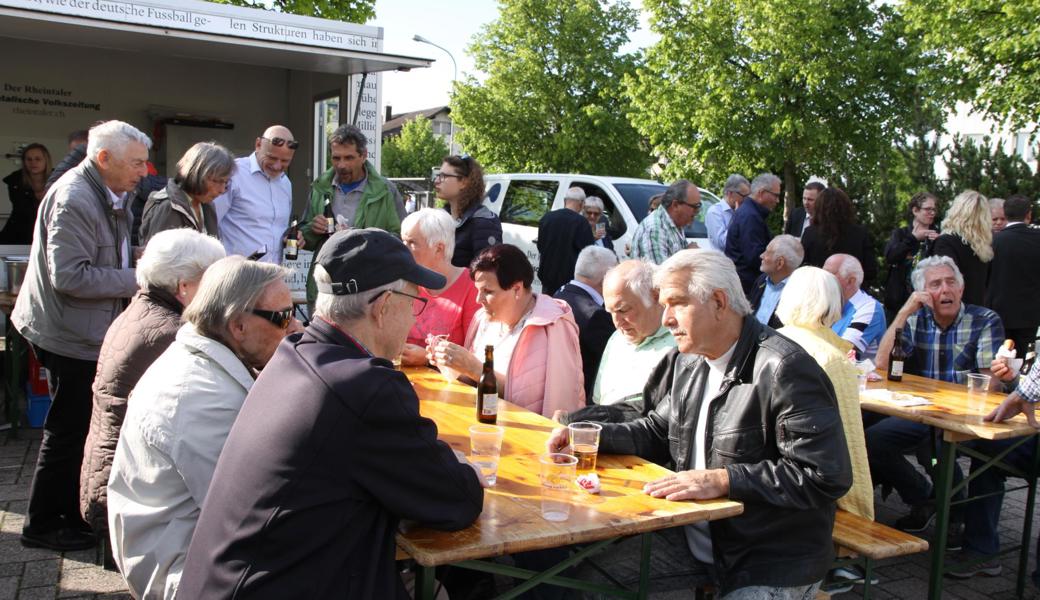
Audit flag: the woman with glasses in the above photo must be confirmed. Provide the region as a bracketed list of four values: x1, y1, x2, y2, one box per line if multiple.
[930, 190, 993, 306]
[80, 228, 226, 565]
[429, 244, 585, 417]
[584, 196, 615, 251]
[139, 142, 235, 244]
[1, 143, 52, 244]
[801, 187, 878, 287]
[434, 154, 502, 268]
[883, 192, 940, 317]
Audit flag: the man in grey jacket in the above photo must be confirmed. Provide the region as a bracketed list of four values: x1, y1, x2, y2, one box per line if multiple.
[12, 120, 148, 551]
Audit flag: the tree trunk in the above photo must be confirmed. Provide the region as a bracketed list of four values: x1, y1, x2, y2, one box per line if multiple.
[782, 159, 798, 232]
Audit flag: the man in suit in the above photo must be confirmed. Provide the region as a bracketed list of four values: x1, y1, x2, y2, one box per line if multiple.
[987, 194, 1040, 353]
[784, 181, 824, 238]
[537, 187, 595, 294]
[748, 234, 803, 329]
[554, 246, 619, 400]
[726, 173, 780, 293]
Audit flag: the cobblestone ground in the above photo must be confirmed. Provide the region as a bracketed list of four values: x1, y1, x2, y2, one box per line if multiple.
[0, 428, 1038, 599]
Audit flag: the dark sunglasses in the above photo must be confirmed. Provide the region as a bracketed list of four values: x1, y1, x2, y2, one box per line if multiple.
[678, 200, 702, 210]
[262, 136, 300, 150]
[251, 307, 293, 329]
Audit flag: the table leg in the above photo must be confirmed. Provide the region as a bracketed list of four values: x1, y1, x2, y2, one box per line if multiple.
[415, 564, 436, 600]
[1016, 437, 1040, 598]
[637, 533, 652, 600]
[928, 436, 958, 600]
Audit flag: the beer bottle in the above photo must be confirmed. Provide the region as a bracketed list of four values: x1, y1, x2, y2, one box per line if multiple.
[323, 199, 335, 235]
[888, 330, 907, 382]
[477, 345, 498, 424]
[1023, 341, 1037, 377]
[284, 219, 299, 261]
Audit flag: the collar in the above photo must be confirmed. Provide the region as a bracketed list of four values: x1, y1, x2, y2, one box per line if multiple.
[315, 316, 374, 357]
[106, 186, 125, 209]
[335, 173, 367, 194]
[567, 280, 604, 306]
[636, 325, 673, 349]
[922, 303, 966, 333]
[1006, 221, 1026, 228]
[659, 205, 684, 234]
[765, 275, 788, 290]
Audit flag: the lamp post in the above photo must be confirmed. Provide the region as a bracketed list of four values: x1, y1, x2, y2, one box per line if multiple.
[413, 34, 458, 155]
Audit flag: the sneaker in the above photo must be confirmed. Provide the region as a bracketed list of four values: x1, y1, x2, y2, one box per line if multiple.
[20, 527, 96, 552]
[895, 503, 936, 533]
[947, 550, 1002, 579]
[820, 579, 854, 595]
[945, 522, 964, 552]
[830, 565, 880, 586]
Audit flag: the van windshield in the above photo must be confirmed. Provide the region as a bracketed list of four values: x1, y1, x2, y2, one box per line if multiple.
[615, 183, 668, 222]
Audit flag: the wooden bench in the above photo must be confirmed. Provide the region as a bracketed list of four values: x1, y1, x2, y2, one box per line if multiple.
[827, 509, 929, 599]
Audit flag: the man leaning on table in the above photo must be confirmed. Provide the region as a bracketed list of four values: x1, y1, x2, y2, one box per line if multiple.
[551, 249, 852, 598]
[178, 229, 486, 599]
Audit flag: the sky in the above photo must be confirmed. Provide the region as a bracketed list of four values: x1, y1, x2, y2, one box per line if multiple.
[370, 0, 656, 116]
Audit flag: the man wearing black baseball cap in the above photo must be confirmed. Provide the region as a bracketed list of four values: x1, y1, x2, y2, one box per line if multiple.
[179, 229, 486, 599]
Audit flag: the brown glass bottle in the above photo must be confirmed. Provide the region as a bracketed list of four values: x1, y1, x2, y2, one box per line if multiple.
[477, 345, 498, 424]
[888, 331, 907, 382]
[323, 199, 336, 234]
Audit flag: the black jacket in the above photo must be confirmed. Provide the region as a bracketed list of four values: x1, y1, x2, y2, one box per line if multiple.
[801, 223, 878, 288]
[451, 203, 502, 268]
[178, 319, 484, 599]
[882, 225, 936, 314]
[930, 233, 989, 307]
[1, 170, 41, 244]
[988, 223, 1040, 329]
[746, 273, 784, 329]
[554, 282, 616, 400]
[599, 317, 852, 592]
[536, 207, 595, 294]
[139, 179, 220, 244]
[784, 207, 807, 237]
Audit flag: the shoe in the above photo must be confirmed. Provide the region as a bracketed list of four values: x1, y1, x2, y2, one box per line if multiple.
[945, 521, 964, 552]
[820, 579, 854, 595]
[830, 565, 879, 586]
[895, 503, 935, 533]
[20, 527, 96, 552]
[947, 550, 1002, 579]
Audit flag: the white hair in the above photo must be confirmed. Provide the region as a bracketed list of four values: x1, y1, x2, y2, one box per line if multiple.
[750, 173, 781, 196]
[654, 250, 752, 316]
[182, 256, 288, 341]
[136, 229, 226, 293]
[564, 187, 587, 205]
[574, 246, 619, 284]
[402, 207, 456, 257]
[86, 120, 152, 161]
[584, 196, 605, 211]
[911, 255, 964, 291]
[776, 266, 843, 328]
[990, 197, 1005, 209]
[606, 260, 657, 308]
[313, 264, 405, 323]
[826, 253, 864, 288]
[768, 234, 804, 269]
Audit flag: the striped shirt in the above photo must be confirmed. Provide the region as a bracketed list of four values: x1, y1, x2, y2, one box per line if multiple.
[899, 304, 1004, 384]
[832, 289, 887, 360]
[631, 206, 687, 265]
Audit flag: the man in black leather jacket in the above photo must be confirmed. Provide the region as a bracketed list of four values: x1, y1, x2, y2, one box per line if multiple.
[553, 249, 852, 597]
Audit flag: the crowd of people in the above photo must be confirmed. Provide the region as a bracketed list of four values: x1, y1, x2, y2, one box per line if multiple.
[4, 117, 1040, 599]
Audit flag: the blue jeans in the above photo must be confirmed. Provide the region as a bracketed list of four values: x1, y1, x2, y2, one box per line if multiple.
[962, 436, 1039, 557]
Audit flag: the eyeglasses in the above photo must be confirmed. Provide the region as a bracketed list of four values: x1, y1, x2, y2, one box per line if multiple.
[368, 289, 429, 316]
[764, 190, 782, 200]
[919, 207, 937, 213]
[251, 307, 293, 329]
[585, 210, 603, 218]
[678, 200, 702, 210]
[434, 172, 464, 182]
[261, 136, 300, 150]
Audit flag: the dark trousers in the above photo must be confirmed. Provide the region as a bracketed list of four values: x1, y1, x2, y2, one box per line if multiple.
[864, 415, 965, 508]
[963, 436, 1038, 555]
[24, 347, 97, 534]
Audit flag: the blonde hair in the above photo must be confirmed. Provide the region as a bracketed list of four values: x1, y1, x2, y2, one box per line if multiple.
[940, 190, 993, 262]
[775, 266, 843, 328]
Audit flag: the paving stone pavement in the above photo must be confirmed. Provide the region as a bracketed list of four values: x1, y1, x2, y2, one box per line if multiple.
[0, 428, 1038, 599]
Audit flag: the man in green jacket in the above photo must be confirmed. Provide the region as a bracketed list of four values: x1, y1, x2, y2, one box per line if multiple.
[301, 124, 406, 303]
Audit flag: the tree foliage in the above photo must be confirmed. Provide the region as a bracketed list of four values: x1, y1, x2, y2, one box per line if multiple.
[942, 135, 1040, 200]
[452, 0, 651, 177]
[207, 0, 375, 23]
[902, 0, 1040, 133]
[381, 118, 450, 179]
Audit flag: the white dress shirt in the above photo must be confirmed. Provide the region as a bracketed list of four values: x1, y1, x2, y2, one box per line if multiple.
[212, 153, 293, 263]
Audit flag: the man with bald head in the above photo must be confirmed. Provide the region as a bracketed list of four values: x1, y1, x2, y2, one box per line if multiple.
[214, 125, 298, 263]
[824, 253, 887, 361]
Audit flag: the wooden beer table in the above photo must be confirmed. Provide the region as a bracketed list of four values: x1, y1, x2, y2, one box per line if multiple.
[861, 372, 1040, 600]
[397, 367, 744, 600]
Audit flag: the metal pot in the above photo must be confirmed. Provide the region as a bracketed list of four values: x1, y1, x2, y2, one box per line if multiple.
[4, 258, 29, 294]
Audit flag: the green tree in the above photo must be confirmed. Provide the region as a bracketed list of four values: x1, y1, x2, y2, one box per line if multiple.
[943, 135, 1040, 199]
[451, 0, 651, 177]
[626, 0, 953, 215]
[207, 0, 375, 23]
[381, 118, 449, 179]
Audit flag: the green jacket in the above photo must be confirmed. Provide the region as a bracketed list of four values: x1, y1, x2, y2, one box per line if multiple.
[301, 161, 402, 303]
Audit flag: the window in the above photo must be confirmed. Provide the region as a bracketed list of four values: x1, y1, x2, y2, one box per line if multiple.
[486, 183, 503, 205]
[313, 94, 340, 177]
[614, 183, 668, 222]
[500, 180, 559, 227]
[572, 182, 627, 239]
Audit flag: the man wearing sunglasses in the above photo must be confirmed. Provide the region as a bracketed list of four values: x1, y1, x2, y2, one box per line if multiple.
[179, 229, 485, 599]
[213, 125, 300, 264]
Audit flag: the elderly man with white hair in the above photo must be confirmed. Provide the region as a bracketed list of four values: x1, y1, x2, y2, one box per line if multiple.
[749, 234, 803, 328]
[537, 186, 595, 294]
[108, 256, 300, 599]
[706, 174, 749, 251]
[178, 229, 484, 599]
[726, 173, 781, 294]
[551, 249, 851, 598]
[399, 208, 480, 366]
[823, 253, 887, 360]
[554, 245, 619, 399]
[13, 119, 150, 551]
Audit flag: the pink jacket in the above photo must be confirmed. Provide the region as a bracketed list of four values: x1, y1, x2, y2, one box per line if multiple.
[466, 294, 585, 417]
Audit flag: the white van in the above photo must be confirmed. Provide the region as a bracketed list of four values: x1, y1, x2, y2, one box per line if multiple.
[482, 174, 721, 271]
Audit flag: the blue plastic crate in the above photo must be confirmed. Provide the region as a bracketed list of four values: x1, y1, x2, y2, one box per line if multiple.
[25, 390, 51, 428]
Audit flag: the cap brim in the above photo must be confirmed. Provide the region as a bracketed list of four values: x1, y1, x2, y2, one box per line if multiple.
[404, 264, 447, 290]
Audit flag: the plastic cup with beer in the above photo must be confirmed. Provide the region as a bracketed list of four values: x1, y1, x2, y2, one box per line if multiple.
[539, 453, 578, 521]
[469, 424, 504, 486]
[567, 422, 602, 474]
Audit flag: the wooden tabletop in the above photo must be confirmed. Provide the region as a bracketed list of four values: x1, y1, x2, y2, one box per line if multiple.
[861, 372, 1040, 442]
[396, 367, 744, 567]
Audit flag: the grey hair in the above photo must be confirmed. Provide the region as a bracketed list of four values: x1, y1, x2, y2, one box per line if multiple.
[827, 253, 864, 288]
[564, 187, 586, 205]
[136, 229, 226, 293]
[183, 256, 288, 340]
[659, 179, 693, 209]
[723, 174, 750, 194]
[911, 255, 964, 291]
[86, 120, 152, 161]
[402, 207, 456, 257]
[313, 264, 405, 323]
[654, 249, 752, 316]
[330, 124, 368, 153]
[989, 197, 1005, 209]
[750, 173, 781, 196]
[584, 196, 605, 211]
[574, 246, 619, 284]
[768, 234, 804, 269]
[606, 260, 658, 308]
[174, 142, 236, 196]
[775, 266, 843, 328]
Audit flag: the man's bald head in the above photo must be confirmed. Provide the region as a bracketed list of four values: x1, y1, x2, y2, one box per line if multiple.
[254, 124, 296, 179]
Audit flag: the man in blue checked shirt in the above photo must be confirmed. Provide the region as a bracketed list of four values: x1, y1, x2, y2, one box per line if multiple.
[865, 255, 1004, 534]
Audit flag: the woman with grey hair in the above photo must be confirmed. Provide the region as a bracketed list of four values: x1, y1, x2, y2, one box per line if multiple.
[139, 141, 235, 244]
[80, 228, 226, 559]
[583, 195, 615, 251]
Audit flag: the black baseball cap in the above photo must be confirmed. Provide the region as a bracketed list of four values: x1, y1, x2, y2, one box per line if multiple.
[315, 229, 446, 295]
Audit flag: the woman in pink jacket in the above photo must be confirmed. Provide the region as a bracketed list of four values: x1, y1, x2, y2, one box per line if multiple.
[429, 244, 585, 416]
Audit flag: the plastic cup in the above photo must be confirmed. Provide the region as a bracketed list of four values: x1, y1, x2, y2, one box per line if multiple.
[469, 424, 504, 486]
[966, 373, 992, 394]
[539, 453, 578, 521]
[857, 373, 868, 393]
[428, 334, 458, 383]
[567, 422, 602, 473]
